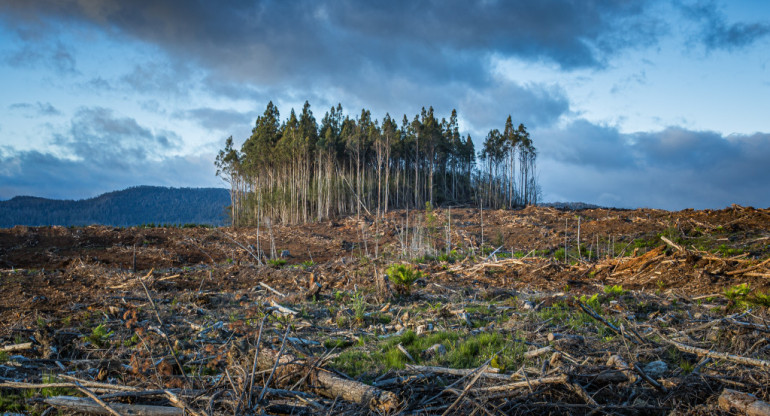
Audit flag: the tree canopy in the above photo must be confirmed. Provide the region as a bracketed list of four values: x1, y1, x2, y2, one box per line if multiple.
[216, 101, 538, 226]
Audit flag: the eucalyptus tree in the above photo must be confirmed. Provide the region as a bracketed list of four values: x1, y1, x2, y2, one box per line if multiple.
[215, 101, 537, 226]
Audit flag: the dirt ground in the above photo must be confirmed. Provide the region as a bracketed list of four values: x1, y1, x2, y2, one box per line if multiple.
[1, 205, 770, 414]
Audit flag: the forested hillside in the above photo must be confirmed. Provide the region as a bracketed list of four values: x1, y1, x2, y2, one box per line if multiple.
[216, 101, 539, 226]
[0, 186, 230, 227]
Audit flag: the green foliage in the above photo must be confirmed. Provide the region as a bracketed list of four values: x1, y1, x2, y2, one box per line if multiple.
[0, 350, 8, 363]
[579, 294, 602, 310]
[724, 283, 770, 309]
[724, 283, 751, 302]
[301, 260, 316, 269]
[267, 259, 287, 268]
[436, 249, 462, 263]
[329, 329, 525, 380]
[386, 264, 425, 295]
[123, 333, 140, 347]
[751, 291, 770, 308]
[84, 324, 114, 348]
[603, 285, 626, 298]
[715, 244, 743, 257]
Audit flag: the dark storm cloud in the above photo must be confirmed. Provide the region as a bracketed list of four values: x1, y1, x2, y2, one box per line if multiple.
[0, 148, 220, 200]
[681, 1, 770, 50]
[538, 121, 770, 209]
[52, 107, 179, 168]
[8, 101, 62, 117]
[0, 0, 663, 87]
[172, 108, 253, 132]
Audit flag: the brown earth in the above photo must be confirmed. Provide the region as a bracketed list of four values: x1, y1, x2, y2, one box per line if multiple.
[1, 205, 770, 414]
[2, 205, 769, 325]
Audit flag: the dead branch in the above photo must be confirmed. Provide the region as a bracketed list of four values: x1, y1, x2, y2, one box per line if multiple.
[45, 396, 182, 416]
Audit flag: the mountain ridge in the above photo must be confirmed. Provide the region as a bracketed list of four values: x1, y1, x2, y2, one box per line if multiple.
[0, 186, 230, 227]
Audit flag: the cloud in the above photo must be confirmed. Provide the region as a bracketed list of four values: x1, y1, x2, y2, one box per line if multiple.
[52, 107, 180, 168]
[3, 37, 77, 73]
[0, 1, 664, 91]
[681, 1, 770, 50]
[537, 121, 770, 209]
[120, 61, 193, 96]
[172, 107, 253, 132]
[0, 147, 221, 200]
[8, 101, 62, 117]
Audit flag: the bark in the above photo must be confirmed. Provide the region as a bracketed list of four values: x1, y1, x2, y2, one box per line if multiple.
[256, 347, 398, 412]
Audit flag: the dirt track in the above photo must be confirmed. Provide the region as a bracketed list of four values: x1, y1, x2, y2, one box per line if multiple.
[1, 205, 770, 414]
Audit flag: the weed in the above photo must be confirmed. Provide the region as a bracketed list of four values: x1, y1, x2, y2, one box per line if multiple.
[715, 244, 743, 257]
[724, 283, 751, 302]
[603, 285, 626, 298]
[750, 291, 770, 308]
[301, 260, 316, 269]
[84, 324, 114, 348]
[579, 294, 602, 310]
[352, 292, 367, 325]
[386, 264, 424, 295]
[324, 338, 353, 350]
[123, 333, 140, 347]
[0, 350, 8, 363]
[267, 259, 287, 268]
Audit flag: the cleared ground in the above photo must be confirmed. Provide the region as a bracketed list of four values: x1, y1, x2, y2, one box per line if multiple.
[1, 205, 769, 414]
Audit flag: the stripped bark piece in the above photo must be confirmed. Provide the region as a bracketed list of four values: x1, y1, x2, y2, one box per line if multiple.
[719, 389, 770, 416]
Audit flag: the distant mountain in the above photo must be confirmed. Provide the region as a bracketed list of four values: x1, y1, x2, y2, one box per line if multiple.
[0, 186, 231, 227]
[539, 202, 608, 210]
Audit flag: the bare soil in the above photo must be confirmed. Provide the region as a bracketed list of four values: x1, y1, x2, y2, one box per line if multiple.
[1, 205, 769, 415]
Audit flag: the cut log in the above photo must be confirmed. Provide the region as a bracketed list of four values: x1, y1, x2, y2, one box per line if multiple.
[45, 396, 182, 416]
[718, 389, 770, 416]
[0, 342, 33, 352]
[256, 347, 398, 412]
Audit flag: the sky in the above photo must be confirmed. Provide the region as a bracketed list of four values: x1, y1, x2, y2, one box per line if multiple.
[0, 0, 769, 210]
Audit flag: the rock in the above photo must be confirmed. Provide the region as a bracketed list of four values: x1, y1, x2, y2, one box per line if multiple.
[423, 344, 447, 358]
[644, 360, 667, 379]
[280, 249, 290, 258]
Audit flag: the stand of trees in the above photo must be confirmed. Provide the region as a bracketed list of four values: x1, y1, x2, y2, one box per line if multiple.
[215, 101, 538, 226]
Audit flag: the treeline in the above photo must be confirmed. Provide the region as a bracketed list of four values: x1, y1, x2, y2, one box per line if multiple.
[216, 102, 538, 226]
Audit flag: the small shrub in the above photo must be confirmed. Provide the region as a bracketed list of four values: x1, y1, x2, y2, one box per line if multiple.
[579, 293, 602, 310]
[603, 285, 626, 298]
[750, 291, 770, 308]
[724, 283, 751, 302]
[267, 259, 287, 268]
[84, 324, 114, 348]
[386, 264, 424, 295]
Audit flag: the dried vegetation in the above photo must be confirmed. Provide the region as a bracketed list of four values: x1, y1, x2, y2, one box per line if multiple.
[1, 204, 770, 414]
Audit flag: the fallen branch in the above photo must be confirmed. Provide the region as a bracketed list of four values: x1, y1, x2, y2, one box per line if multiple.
[719, 389, 770, 416]
[662, 336, 770, 369]
[256, 346, 398, 412]
[405, 364, 510, 381]
[0, 342, 33, 352]
[45, 396, 182, 416]
[470, 374, 569, 393]
[660, 236, 683, 252]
